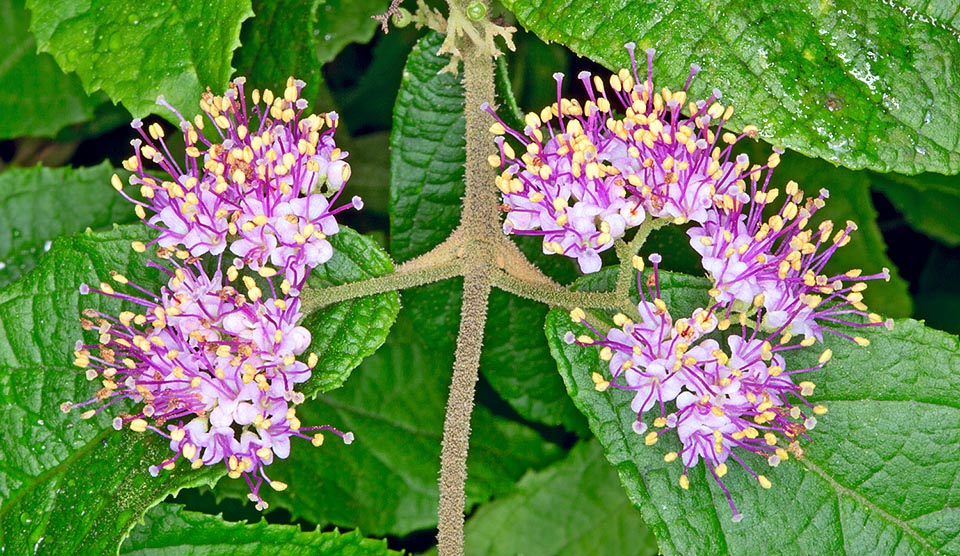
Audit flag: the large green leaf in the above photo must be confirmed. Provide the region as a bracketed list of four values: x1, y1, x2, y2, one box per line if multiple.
[0, 0, 102, 138]
[546, 301, 960, 555]
[121, 504, 399, 555]
[27, 0, 253, 120]
[216, 306, 563, 536]
[464, 440, 658, 556]
[389, 31, 587, 432]
[389, 31, 466, 263]
[0, 162, 136, 289]
[502, 0, 960, 175]
[872, 172, 960, 247]
[0, 224, 399, 555]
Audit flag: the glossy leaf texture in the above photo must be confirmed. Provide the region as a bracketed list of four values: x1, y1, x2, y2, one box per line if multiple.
[389, 31, 588, 433]
[463, 440, 658, 556]
[27, 0, 253, 120]
[0, 224, 399, 555]
[545, 271, 960, 555]
[872, 171, 960, 247]
[502, 0, 960, 175]
[0, 0, 103, 138]
[0, 162, 136, 289]
[121, 504, 399, 555]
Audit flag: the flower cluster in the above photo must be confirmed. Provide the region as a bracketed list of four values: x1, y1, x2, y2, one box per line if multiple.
[64, 77, 359, 509]
[484, 44, 763, 273]
[487, 46, 895, 519]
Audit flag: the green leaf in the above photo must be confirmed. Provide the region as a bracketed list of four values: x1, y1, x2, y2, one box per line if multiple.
[502, 0, 960, 175]
[464, 440, 658, 556]
[232, 0, 384, 110]
[389, 31, 465, 263]
[0, 0, 102, 138]
[313, 0, 387, 66]
[232, 0, 330, 108]
[121, 504, 399, 555]
[301, 227, 401, 394]
[872, 171, 960, 247]
[546, 305, 960, 555]
[0, 224, 398, 554]
[217, 307, 564, 536]
[481, 289, 588, 433]
[389, 31, 586, 432]
[0, 226, 219, 556]
[27, 0, 253, 120]
[0, 162, 136, 289]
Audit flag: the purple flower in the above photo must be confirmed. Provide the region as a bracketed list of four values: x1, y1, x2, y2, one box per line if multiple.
[66, 262, 352, 509]
[484, 45, 771, 273]
[115, 76, 363, 291]
[689, 179, 893, 343]
[568, 253, 879, 520]
[66, 77, 362, 509]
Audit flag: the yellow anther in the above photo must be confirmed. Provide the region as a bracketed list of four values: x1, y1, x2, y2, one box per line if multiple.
[130, 419, 148, 432]
[569, 307, 586, 323]
[591, 372, 610, 392]
[644, 431, 658, 445]
[679, 474, 690, 489]
[758, 475, 772, 489]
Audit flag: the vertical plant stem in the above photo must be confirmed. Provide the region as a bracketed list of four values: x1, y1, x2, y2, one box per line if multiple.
[437, 265, 491, 555]
[436, 3, 498, 553]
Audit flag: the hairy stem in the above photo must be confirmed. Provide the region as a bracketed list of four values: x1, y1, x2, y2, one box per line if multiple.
[299, 230, 466, 312]
[437, 262, 491, 554]
[437, 2, 497, 553]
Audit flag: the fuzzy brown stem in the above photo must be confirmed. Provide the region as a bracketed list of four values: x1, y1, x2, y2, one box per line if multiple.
[436, 5, 497, 554]
[436, 262, 491, 555]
